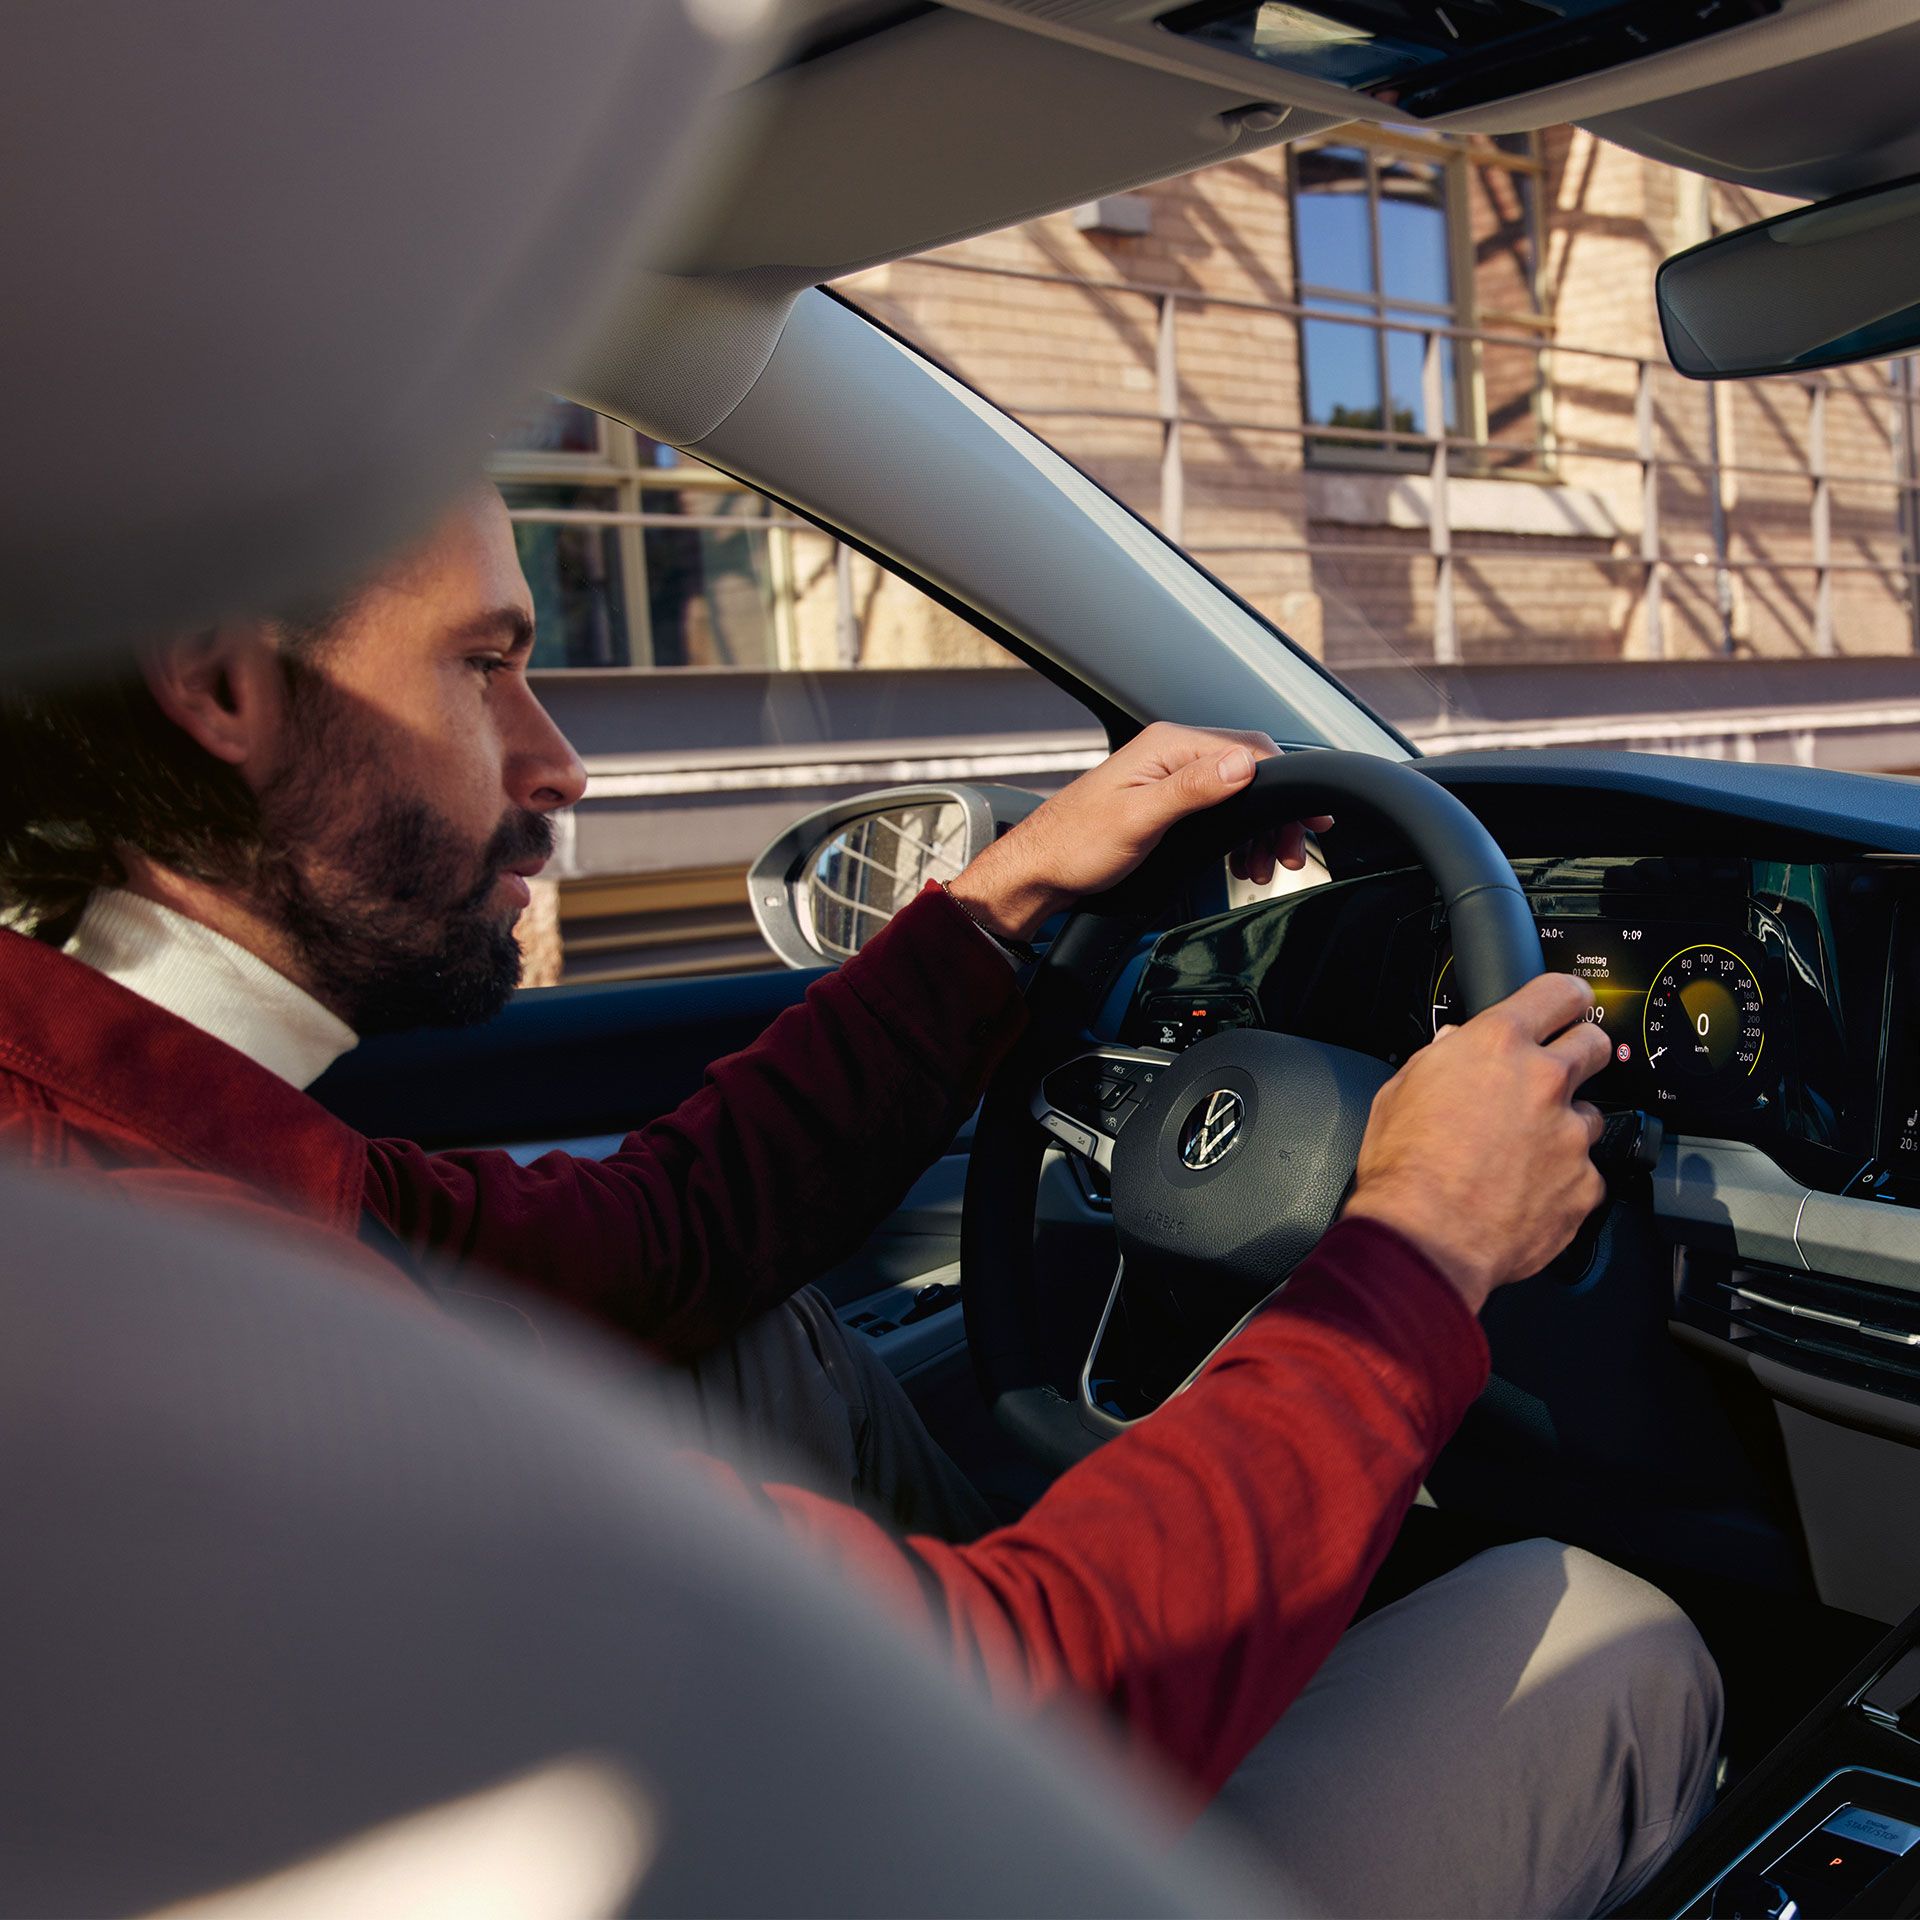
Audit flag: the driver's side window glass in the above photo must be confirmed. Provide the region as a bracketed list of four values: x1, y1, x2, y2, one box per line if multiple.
[494, 398, 1099, 986]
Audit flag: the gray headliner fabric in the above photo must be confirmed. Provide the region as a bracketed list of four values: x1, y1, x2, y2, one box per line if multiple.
[1588, 16, 1920, 198]
[0, 1167, 1277, 1915]
[0, 0, 745, 665]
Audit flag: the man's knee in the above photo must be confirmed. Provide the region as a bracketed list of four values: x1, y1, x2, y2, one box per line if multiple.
[1465, 1540, 1724, 1851]
[1485, 1540, 1721, 1731]
[1210, 1537, 1723, 1917]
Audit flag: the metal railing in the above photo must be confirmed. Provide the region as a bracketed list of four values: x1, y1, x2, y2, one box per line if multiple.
[903, 254, 1920, 666]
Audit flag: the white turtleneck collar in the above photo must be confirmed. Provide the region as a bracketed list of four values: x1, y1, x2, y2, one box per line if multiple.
[63, 888, 358, 1091]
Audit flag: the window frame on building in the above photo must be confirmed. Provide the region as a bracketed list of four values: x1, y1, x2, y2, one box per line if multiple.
[1288, 125, 1552, 476]
[490, 400, 814, 671]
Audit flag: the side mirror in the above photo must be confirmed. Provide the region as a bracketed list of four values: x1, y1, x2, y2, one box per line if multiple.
[1658, 171, 1920, 379]
[749, 784, 1044, 968]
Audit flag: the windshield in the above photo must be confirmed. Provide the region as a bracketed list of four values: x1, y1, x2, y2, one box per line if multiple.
[810, 122, 1918, 776]
[480, 121, 1919, 979]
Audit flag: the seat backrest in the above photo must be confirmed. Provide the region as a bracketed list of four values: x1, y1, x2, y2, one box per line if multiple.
[0, 1168, 1276, 1915]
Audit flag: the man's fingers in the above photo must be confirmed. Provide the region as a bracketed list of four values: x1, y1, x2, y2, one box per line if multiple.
[1544, 1015, 1611, 1090]
[1228, 814, 1334, 886]
[1496, 969, 1596, 1041]
[1170, 747, 1256, 816]
[1168, 724, 1281, 760]
[1572, 1099, 1605, 1150]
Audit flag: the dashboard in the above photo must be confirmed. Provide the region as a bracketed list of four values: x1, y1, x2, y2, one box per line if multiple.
[1121, 850, 1917, 1204]
[1098, 749, 1920, 1628]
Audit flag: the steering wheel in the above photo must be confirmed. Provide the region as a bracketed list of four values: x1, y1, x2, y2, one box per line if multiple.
[960, 750, 1544, 1472]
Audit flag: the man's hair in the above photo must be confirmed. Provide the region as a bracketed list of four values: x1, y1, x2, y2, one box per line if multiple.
[0, 607, 349, 937]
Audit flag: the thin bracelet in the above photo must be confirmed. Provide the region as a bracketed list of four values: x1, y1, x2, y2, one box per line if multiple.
[938, 881, 1044, 965]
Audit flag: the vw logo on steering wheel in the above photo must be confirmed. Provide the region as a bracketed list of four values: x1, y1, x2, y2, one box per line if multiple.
[1178, 1089, 1245, 1170]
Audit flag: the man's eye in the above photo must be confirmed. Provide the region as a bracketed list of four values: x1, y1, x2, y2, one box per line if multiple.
[467, 655, 512, 679]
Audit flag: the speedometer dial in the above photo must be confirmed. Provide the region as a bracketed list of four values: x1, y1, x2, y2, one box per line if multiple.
[1641, 944, 1765, 1093]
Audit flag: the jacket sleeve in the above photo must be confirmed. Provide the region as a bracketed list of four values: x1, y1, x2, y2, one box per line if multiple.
[362, 884, 1028, 1359]
[736, 1218, 1490, 1800]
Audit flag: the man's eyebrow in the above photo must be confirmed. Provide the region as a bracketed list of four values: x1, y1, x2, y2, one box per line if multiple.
[448, 608, 535, 655]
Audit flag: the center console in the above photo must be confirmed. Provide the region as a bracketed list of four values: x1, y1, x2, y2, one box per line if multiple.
[1628, 1615, 1920, 1917]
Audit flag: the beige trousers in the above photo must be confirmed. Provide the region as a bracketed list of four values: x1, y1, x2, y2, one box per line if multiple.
[679, 1290, 1724, 1918]
[1203, 1537, 1723, 1917]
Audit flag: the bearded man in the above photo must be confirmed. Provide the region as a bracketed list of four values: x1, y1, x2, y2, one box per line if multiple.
[0, 483, 1720, 1918]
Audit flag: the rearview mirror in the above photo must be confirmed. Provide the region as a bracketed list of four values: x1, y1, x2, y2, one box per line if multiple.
[1658, 172, 1920, 380]
[748, 784, 1044, 969]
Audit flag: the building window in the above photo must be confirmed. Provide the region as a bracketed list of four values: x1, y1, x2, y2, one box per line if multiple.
[491, 396, 821, 670]
[1290, 129, 1547, 472]
[489, 397, 1014, 673]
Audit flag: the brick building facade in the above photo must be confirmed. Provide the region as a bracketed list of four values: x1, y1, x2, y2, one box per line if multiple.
[833, 124, 1920, 673]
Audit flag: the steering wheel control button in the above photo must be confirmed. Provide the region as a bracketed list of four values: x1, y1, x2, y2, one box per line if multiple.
[1096, 1079, 1131, 1109]
[1178, 1090, 1245, 1169]
[1039, 1111, 1097, 1157]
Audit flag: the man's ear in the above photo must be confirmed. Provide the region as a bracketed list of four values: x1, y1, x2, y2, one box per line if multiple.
[140, 626, 286, 773]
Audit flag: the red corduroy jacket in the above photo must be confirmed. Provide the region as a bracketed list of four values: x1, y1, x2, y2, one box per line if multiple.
[0, 885, 1488, 1798]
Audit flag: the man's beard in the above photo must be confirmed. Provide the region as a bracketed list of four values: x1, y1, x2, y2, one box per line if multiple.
[248, 676, 554, 1037]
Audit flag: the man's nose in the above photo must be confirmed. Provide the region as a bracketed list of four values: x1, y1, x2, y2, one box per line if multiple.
[509, 688, 588, 813]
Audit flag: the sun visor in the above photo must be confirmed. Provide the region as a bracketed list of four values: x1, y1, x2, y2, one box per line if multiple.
[0, 1, 756, 668]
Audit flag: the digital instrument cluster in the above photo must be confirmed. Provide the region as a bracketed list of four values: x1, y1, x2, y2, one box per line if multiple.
[1432, 916, 1775, 1112]
[1125, 848, 1900, 1194]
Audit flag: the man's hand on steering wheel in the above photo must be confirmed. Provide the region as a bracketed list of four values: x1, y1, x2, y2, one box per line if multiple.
[1343, 973, 1612, 1315]
[944, 722, 1334, 941]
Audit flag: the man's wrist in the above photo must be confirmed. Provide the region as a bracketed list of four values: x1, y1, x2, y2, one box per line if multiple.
[1340, 1185, 1496, 1314]
[937, 882, 1037, 969]
[945, 853, 1061, 944]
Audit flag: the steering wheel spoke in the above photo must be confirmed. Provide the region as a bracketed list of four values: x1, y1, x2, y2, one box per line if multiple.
[1081, 1253, 1289, 1432]
[1030, 1046, 1176, 1173]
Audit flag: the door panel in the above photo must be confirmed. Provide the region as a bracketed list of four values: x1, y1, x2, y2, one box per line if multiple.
[309, 968, 826, 1148]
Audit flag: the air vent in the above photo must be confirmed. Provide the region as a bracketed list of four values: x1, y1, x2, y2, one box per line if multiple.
[1682, 1259, 1920, 1405]
[1158, 0, 1780, 118]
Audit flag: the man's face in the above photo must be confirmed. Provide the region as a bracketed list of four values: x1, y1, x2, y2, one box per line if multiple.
[250, 487, 586, 1034]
